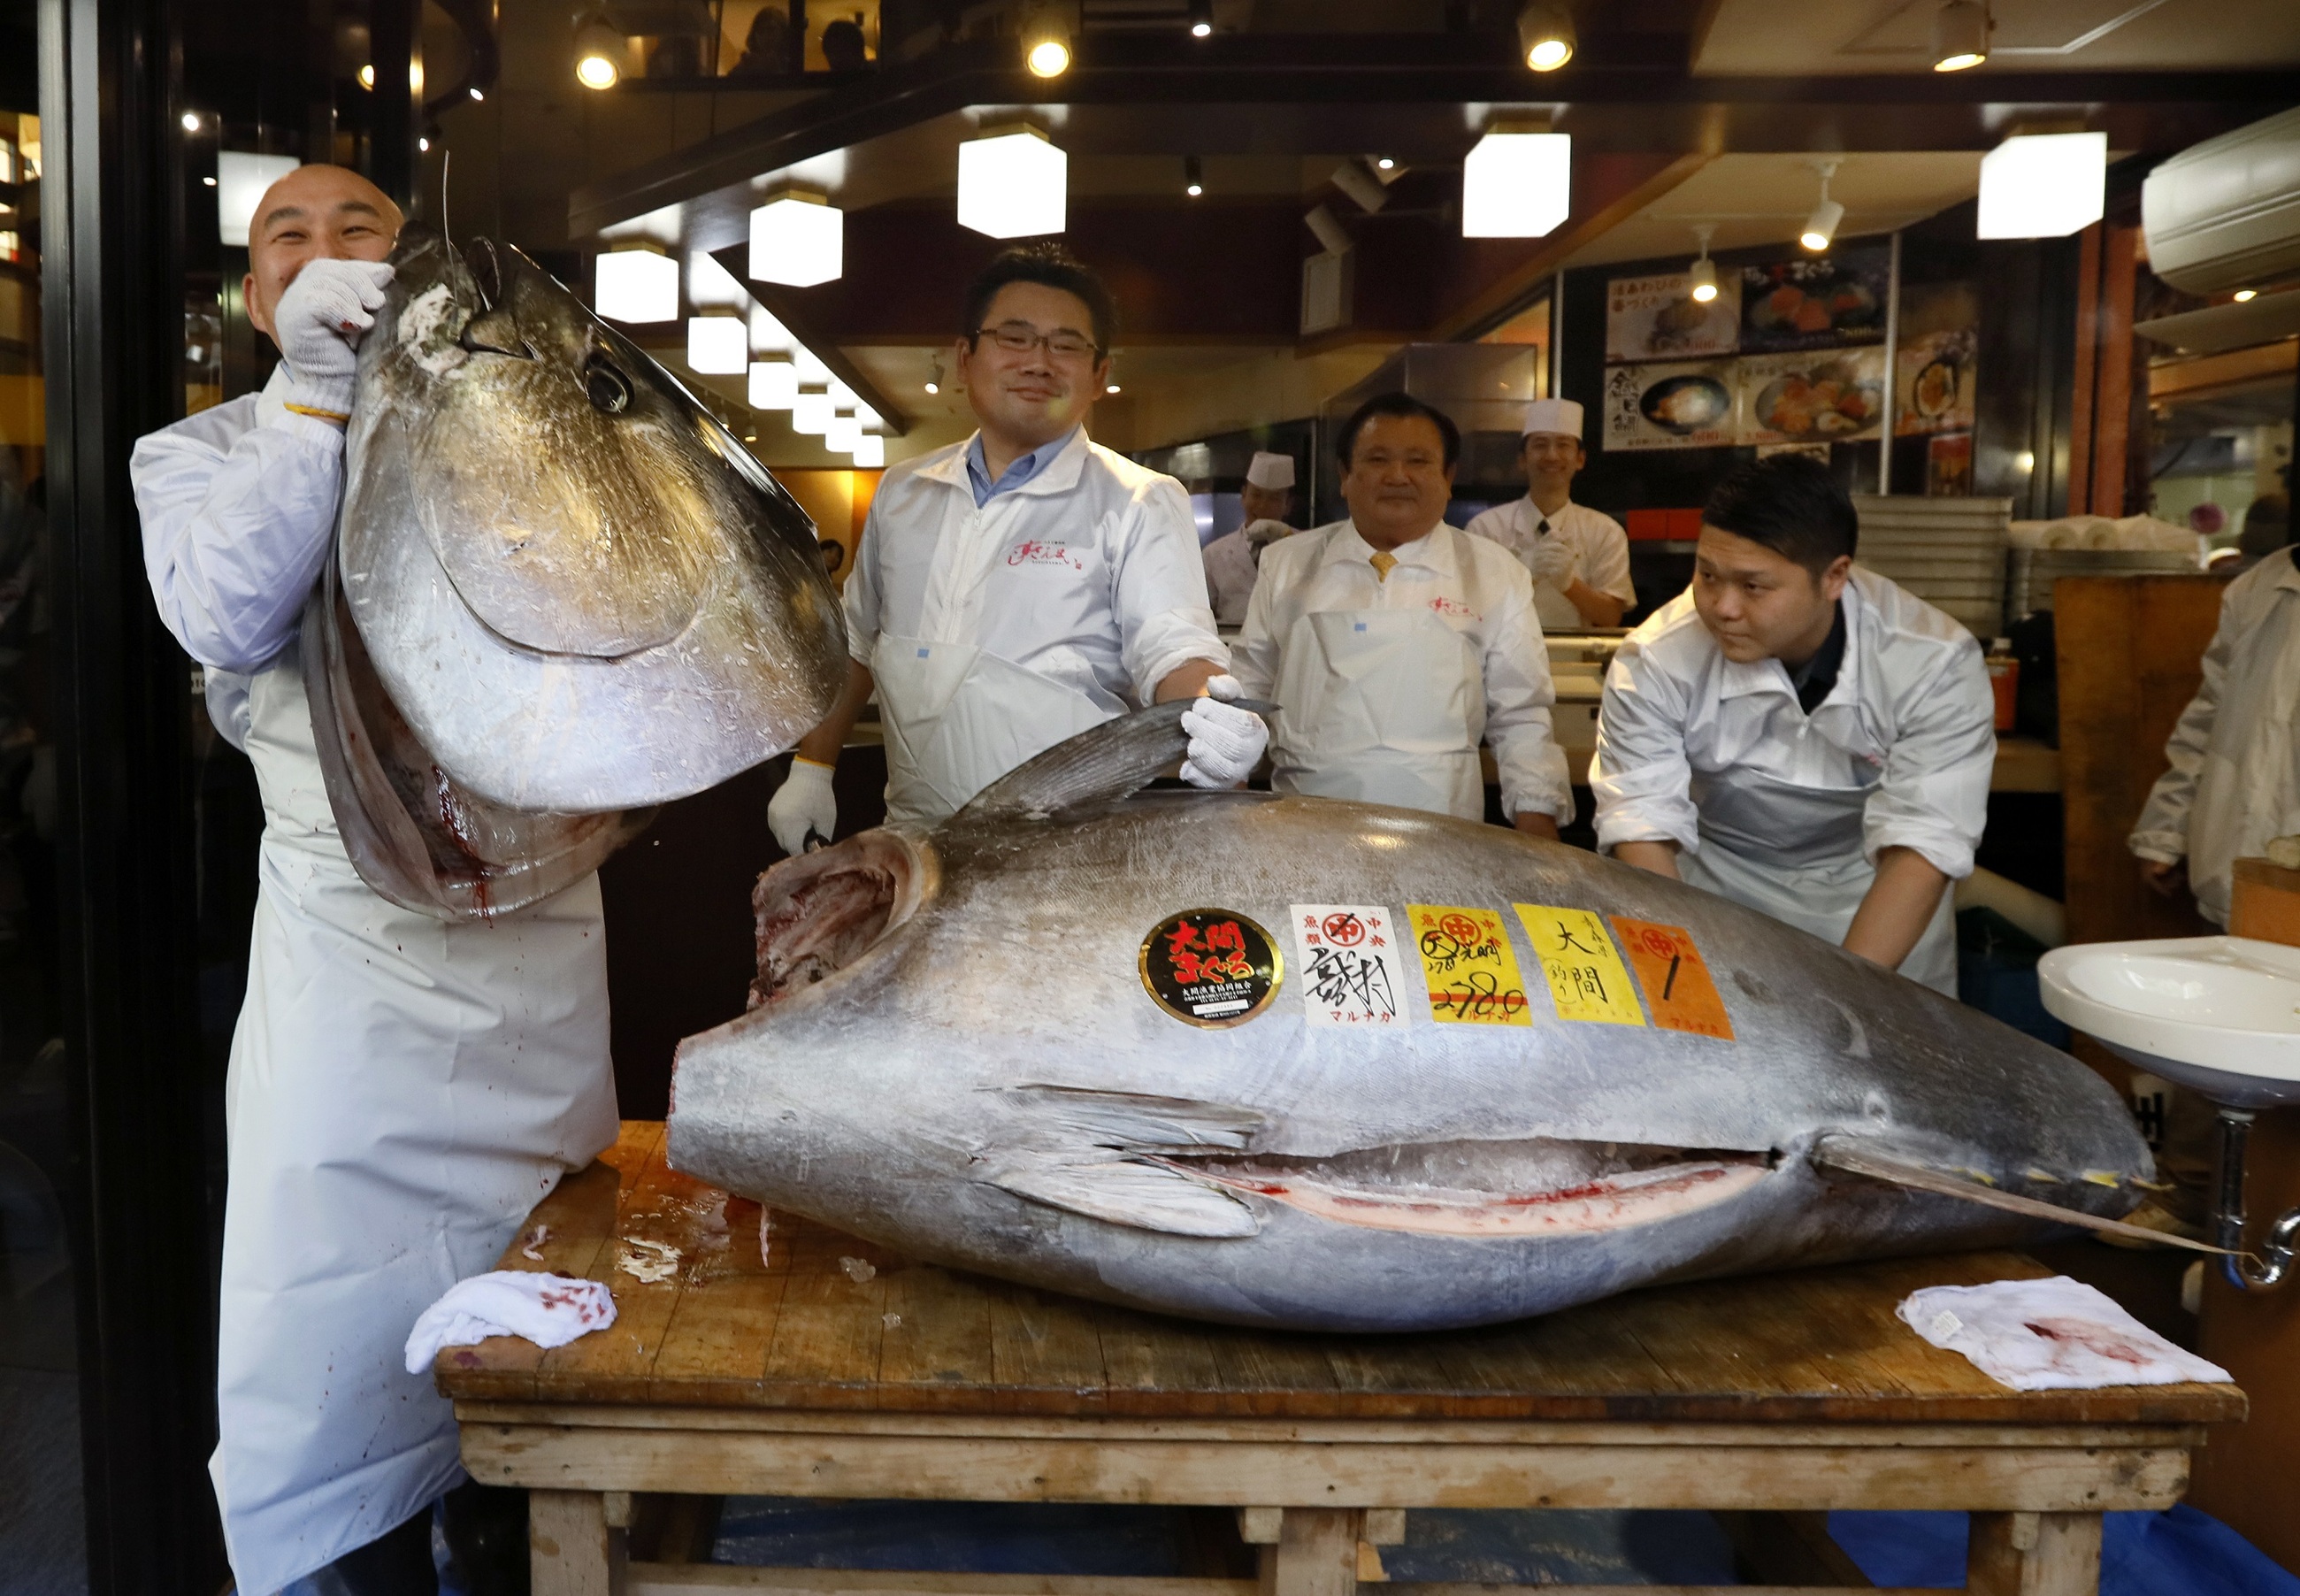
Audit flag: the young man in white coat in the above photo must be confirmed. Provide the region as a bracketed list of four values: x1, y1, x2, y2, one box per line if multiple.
[1230, 393, 1572, 834]
[768, 245, 1266, 848]
[1591, 455, 1995, 994]
[2130, 535, 2300, 925]
[130, 165, 616, 1594]
[1201, 449, 1297, 626]
[1463, 398, 1635, 632]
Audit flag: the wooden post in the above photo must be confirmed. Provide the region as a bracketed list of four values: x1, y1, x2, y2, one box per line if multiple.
[531, 1489, 623, 1596]
[1259, 1508, 1361, 1596]
[1969, 1510, 2103, 1596]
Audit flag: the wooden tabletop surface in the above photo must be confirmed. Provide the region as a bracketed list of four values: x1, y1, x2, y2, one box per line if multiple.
[433, 1121, 2242, 1427]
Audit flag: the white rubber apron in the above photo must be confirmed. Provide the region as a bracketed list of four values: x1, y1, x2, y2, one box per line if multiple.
[871, 633, 1116, 827]
[213, 649, 617, 1594]
[1271, 608, 1484, 819]
[1679, 764, 1958, 995]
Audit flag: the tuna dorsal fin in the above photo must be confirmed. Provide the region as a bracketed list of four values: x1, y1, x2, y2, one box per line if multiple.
[960, 699, 1271, 822]
[1811, 1135, 2235, 1259]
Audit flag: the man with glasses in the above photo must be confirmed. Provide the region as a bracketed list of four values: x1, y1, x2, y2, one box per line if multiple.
[770, 244, 1265, 847]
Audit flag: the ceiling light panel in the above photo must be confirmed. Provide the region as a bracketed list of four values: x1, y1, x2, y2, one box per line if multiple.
[594, 246, 678, 323]
[1977, 132, 2106, 239]
[959, 127, 1067, 239]
[1461, 132, 1571, 238]
[749, 190, 843, 288]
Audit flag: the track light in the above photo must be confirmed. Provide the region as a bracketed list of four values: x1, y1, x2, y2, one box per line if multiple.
[469, 87, 485, 102]
[1184, 155, 1203, 197]
[2234, 288, 2258, 303]
[1932, 0, 1990, 72]
[1689, 224, 1718, 303]
[1305, 203, 1352, 256]
[574, 14, 625, 89]
[1799, 160, 1842, 253]
[1330, 159, 1388, 214]
[924, 354, 944, 395]
[358, 64, 375, 89]
[180, 111, 201, 132]
[1187, 0, 1213, 37]
[1516, 1, 1575, 71]
[1023, 10, 1070, 77]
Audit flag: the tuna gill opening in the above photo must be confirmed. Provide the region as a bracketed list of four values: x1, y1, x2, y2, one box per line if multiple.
[1146, 1138, 1774, 1238]
[749, 833, 926, 1009]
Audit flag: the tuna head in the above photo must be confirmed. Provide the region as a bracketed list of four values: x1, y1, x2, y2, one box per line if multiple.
[337, 224, 848, 812]
[667, 707, 2154, 1333]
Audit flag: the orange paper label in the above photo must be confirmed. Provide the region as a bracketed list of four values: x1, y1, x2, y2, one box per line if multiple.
[1610, 917, 1735, 1040]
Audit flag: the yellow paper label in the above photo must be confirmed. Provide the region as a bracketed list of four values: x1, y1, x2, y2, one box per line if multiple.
[1406, 904, 1533, 1026]
[1514, 905, 1647, 1027]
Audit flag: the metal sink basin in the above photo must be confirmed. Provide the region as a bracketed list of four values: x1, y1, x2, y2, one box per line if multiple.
[2037, 935, 2300, 1109]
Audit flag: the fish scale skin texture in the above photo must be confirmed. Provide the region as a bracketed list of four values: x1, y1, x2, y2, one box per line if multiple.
[669, 786, 2150, 1332]
[339, 226, 847, 812]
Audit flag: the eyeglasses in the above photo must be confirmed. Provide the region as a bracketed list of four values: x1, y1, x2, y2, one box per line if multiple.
[971, 320, 1100, 360]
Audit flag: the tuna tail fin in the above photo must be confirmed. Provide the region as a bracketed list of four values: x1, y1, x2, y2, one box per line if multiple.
[1811, 1135, 2236, 1260]
[962, 698, 1274, 822]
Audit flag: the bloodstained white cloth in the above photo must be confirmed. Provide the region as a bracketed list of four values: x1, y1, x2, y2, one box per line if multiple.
[1898, 1277, 2231, 1391]
[404, 1271, 617, 1374]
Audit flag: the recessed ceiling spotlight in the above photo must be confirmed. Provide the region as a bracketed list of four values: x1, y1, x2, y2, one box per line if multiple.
[180, 111, 200, 132]
[1376, 157, 1395, 172]
[1024, 10, 1070, 76]
[1932, 0, 1990, 72]
[469, 87, 485, 102]
[2234, 288, 2259, 303]
[924, 354, 944, 395]
[1187, 0, 1213, 38]
[1516, 1, 1575, 71]
[1800, 159, 1843, 253]
[1184, 155, 1203, 197]
[358, 63, 375, 89]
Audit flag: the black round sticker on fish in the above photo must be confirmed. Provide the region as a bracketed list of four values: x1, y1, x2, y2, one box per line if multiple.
[1138, 909, 1282, 1029]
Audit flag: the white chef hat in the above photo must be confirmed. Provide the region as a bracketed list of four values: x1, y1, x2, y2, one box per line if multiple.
[1245, 451, 1296, 490]
[1522, 398, 1585, 438]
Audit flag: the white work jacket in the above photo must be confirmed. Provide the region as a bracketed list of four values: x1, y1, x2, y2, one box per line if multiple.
[1231, 518, 1572, 824]
[2130, 549, 2300, 925]
[845, 427, 1225, 825]
[1463, 496, 1637, 633]
[130, 368, 617, 1593]
[1591, 566, 1993, 994]
[1202, 526, 1259, 626]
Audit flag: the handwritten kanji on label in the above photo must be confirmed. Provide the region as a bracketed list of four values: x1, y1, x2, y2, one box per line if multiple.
[1290, 904, 1407, 1028]
[1514, 905, 1646, 1027]
[1406, 904, 1532, 1027]
[1610, 917, 1735, 1039]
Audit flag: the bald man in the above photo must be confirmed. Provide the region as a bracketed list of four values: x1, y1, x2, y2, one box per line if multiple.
[132, 166, 615, 1596]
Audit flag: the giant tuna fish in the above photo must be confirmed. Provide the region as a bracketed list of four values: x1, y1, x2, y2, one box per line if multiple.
[669, 703, 2158, 1332]
[304, 225, 848, 917]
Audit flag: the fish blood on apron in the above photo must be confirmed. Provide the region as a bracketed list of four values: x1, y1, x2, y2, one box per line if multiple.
[1407, 905, 1531, 1026]
[1611, 917, 1736, 1040]
[1516, 905, 1647, 1026]
[1139, 909, 1283, 1027]
[1291, 904, 1408, 1028]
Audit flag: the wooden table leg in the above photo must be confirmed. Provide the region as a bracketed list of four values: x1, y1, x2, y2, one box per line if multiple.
[530, 1488, 625, 1596]
[1260, 1508, 1362, 1596]
[1970, 1511, 2105, 1596]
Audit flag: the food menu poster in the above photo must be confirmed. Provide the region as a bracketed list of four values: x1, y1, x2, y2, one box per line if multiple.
[1737, 347, 1887, 448]
[1896, 327, 1978, 437]
[1605, 271, 1744, 364]
[1737, 246, 1890, 353]
[1602, 359, 1739, 454]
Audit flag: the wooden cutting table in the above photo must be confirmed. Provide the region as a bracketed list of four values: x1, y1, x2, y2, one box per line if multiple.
[436, 1124, 2242, 1596]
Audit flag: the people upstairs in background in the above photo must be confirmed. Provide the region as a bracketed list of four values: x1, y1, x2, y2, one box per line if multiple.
[1591, 456, 1994, 994]
[1464, 397, 1636, 632]
[130, 164, 607, 1596]
[1231, 394, 1571, 835]
[2130, 526, 2300, 926]
[1201, 449, 1298, 625]
[821, 16, 870, 70]
[766, 243, 1266, 853]
[727, 4, 793, 75]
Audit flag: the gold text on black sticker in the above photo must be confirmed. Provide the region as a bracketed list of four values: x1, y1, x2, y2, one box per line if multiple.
[1139, 909, 1283, 1029]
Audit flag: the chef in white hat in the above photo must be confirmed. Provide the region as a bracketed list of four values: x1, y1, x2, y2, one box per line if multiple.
[1200, 450, 1298, 626]
[1464, 398, 1635, 631]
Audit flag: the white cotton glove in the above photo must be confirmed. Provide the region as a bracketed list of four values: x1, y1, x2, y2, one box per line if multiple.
[271, 257, 398, 418]
[1528, 531, 1576, 587]
[769, 757, 839, 856]
[1179, 675, 1269, 788]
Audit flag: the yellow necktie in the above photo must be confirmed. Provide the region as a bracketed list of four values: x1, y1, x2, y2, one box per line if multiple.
[1369, 550, 1398, 583]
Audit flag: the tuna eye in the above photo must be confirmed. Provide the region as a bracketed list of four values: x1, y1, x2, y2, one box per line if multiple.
[585, 357, 632, 414]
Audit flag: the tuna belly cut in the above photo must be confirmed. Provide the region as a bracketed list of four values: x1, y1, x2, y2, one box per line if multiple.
[1154, 1139, 1772, 1239]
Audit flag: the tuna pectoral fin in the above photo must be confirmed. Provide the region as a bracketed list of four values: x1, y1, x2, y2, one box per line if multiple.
[1811, 1136, 2235, 1258]
[962, 697, 1272, 821]
[986, 1159, 1261, 1239]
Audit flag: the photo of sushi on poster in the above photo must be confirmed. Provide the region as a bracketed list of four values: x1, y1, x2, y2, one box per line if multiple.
[1893, 281, 1981, 436]
[1605, 270, 1743, 363]
[1604, 359, 1739, 452]
[1736, 347, 1887, 446]
[1738, 245, 1890, 353]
